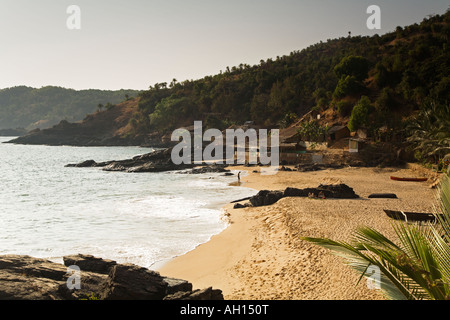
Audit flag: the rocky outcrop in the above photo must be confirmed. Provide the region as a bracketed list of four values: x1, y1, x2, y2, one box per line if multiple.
[0, 254, 223, 300]
[65, 149, 236, 174]
[178, 164, 231, 174]
[241, 184, 359, 207]
[66, 148, 195, 173]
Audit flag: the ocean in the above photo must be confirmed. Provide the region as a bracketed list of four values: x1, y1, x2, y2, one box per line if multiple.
[0, 137, 257, 268]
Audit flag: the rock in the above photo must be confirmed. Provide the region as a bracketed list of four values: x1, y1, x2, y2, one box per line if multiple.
[63, 254, 117, 274]
[249, 190, 284, 207]
[284, 184, 359, 199]
[233, 203, 246, 209]
[164, 287, 224, 300]
[65, 160, 97, 168]
[316, 184, 359, 199]
[101, 264, 168, 300]
[0, 254, 223, 300]
[162, 277, 193, 295]
[0, 255, 67, 300]
[68, 148, 195, 173]
[180, 164, 230, 174]
[247, 184, 359, 207]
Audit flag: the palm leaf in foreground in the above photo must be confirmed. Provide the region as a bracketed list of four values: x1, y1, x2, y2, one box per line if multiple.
[301, 175, 450, 300]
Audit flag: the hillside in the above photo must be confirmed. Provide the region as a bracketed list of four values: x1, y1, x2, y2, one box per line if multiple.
[7, 10, 450, 162]
[6, 98, 150, 146]
[127, 10, 448, 136]
[0, 86, 141, 131]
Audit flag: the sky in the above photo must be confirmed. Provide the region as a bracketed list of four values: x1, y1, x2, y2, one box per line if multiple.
[0, 0, 448, 91]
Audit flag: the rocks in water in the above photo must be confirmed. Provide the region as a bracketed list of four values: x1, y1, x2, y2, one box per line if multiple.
[179, 164, 230, 174]
[0, 254, 223, 300]
[246, 184, 359, 207]
[66, 148, 195, 173]
[65, 160, 99, 168]
[222, 172, 234, 176]
[65, 148, 236, 174]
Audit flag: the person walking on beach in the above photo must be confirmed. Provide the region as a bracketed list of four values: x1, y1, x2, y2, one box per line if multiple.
[238, 171, 241, 183]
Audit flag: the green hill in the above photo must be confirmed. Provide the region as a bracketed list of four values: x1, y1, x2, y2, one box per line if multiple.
[129, 10, 448, 135]
[0, 86, 141, 131]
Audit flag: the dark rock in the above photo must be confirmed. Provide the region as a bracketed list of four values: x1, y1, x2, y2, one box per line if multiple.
[0, 254, 223, 300]
[162, 277, 193, 295]
[63, 254, 117, 274]
[67, 148, 195, 173]
[164, 287, 224, 300]
[249, 190, 284, 207]
[316, 184, 359, 199]
[284, 184, 359, 199]
[368, 193, 398, 199]
[233, 203, 246, 209]
[248, 184, 359, 207]
[180, 164, 230, 174]
[65, 160, 97, 168]
[101, 264, 167, 300]
[0, 255, 69, 300]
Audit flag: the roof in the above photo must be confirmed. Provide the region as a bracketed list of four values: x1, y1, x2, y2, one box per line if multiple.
[328, 125, 349, 134]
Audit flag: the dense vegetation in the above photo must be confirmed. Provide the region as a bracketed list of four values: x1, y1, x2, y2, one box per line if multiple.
[131, 10, 449, 140]
[0, 86, 141, 130]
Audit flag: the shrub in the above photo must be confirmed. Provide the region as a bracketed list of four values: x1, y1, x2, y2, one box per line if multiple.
[348, 96, 374, 131]
[336, 100, 354, 116]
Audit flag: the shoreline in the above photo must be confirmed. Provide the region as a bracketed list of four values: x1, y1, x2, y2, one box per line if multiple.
[157, 164, 439, 299]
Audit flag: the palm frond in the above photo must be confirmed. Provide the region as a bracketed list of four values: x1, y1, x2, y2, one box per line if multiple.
[301, 175, 450, 300]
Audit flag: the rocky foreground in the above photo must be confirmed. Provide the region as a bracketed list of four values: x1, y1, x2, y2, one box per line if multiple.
[0, 254, 223, 300]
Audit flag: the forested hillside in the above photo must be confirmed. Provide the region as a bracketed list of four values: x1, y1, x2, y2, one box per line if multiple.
[0, 86, 141, 130]
[129, 11, 449, 136]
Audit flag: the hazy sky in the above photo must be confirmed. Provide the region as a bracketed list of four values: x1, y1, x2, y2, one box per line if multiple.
[0, 0, 448, 90]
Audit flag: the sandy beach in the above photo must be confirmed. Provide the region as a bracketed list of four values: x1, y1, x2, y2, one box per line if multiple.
[157, 164, 440, 300]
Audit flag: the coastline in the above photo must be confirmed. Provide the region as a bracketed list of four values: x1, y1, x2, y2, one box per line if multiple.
[157, 164, 439, 300]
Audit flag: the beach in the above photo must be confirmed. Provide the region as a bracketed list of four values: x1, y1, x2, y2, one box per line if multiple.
[157, 164, 439, 300]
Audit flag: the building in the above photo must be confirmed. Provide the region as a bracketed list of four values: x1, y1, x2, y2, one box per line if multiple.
[280, 142, 307, 164]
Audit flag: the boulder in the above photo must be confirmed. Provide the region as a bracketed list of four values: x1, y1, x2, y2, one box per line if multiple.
[0, 255, 223, 300]
[63, 254, 117, 274]
[101, 264, 167, 300]
[249, 190, 284, 207]
[65, 160, 97, 168]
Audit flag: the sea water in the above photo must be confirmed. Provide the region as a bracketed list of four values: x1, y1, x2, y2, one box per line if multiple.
[0, 137, 257, 268]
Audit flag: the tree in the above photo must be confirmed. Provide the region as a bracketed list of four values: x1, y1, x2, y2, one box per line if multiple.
[407, 100, 450, 161]
[348, 96, 373, 132]
[334, 56, 370, 82]
[333, 75, 362, 99]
